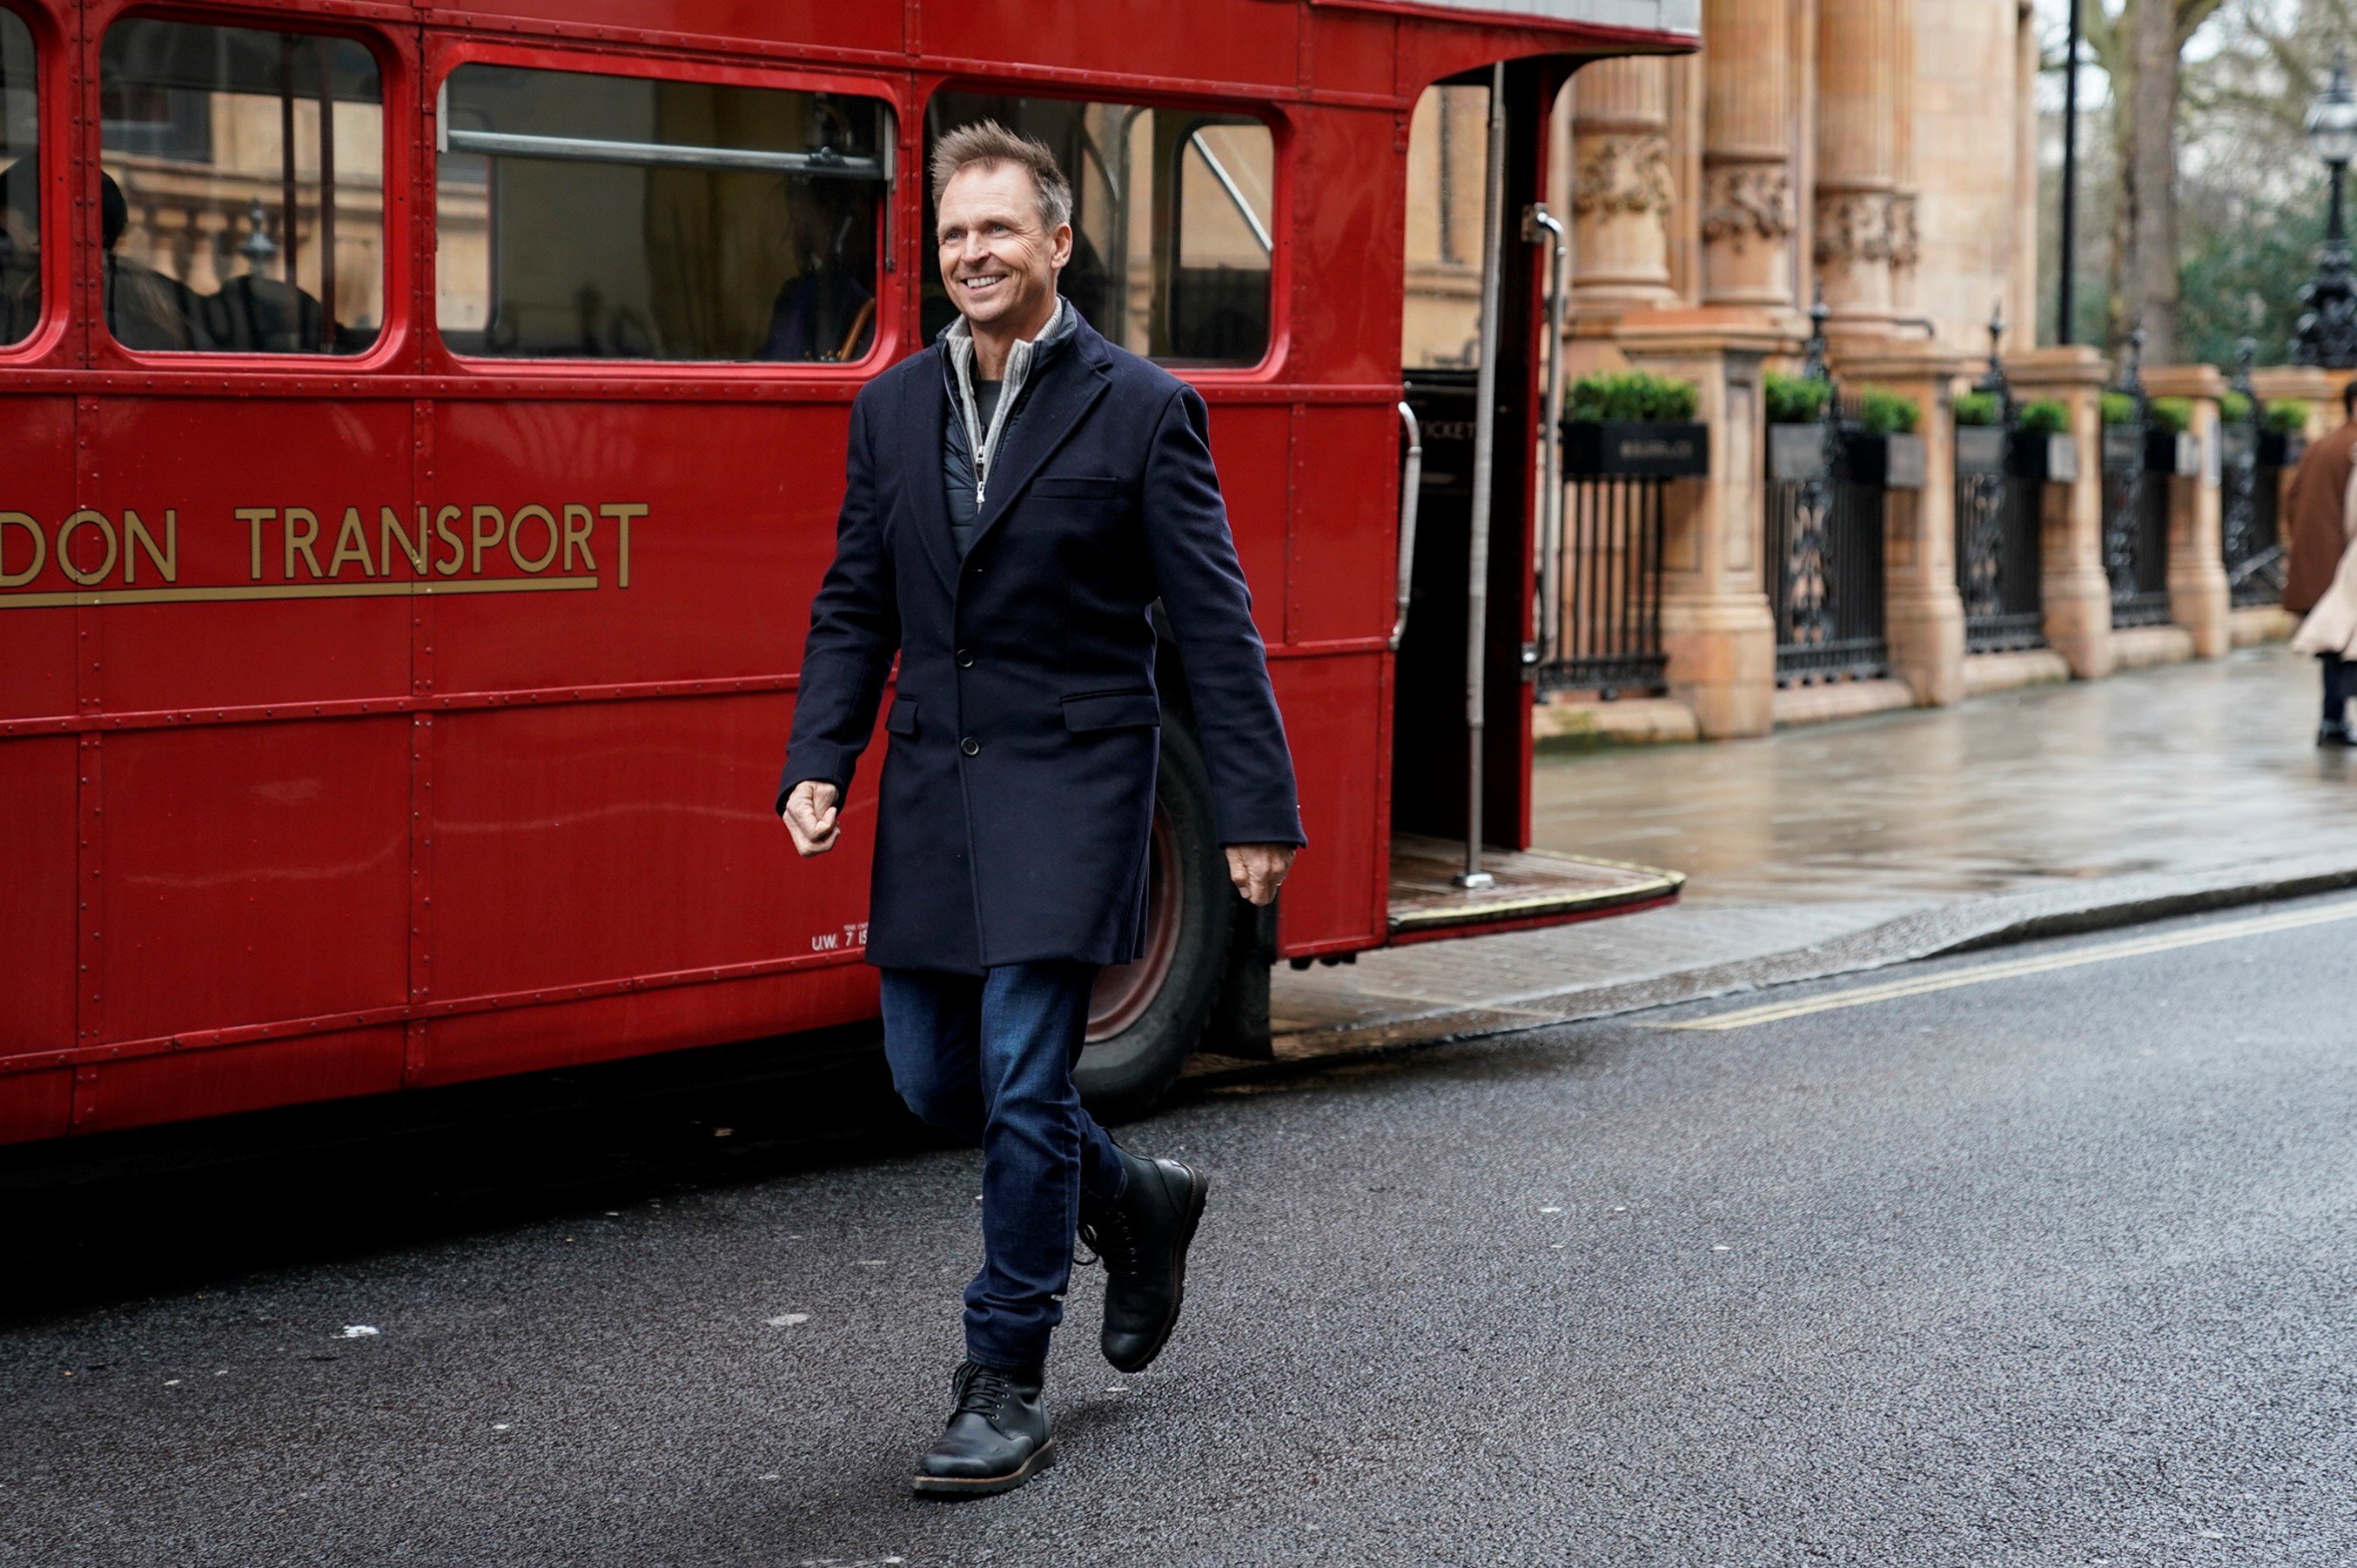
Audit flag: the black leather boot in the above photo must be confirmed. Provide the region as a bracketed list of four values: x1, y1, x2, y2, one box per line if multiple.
[911, 1360, 1055, 1498]
[1078, 1147, 1210, 1374]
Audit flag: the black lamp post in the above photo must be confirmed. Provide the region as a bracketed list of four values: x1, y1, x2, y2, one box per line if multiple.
[2295, 48, 2357, 368]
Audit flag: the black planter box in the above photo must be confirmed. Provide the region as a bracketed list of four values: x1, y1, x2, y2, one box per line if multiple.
[2010, 430, 2078, 483]
[1767, 421, 1830, 482]
[2260, 429, 2307, 468]
[1955, 424, 2008, 476]
[1561, 419, 1710, 478]
[2146, 429, 2199, 477]
[1844, 431, 1927, 490]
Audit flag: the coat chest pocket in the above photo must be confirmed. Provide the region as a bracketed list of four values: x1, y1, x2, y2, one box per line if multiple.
[886, 696, 919, 737]
[1061, 690, 1159, 731]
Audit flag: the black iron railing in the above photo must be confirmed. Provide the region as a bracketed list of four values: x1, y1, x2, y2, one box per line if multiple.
[2222, 340, 2287, 607]
[1953, 310, 2045, 653]
[1769, 448, 1890, 684]
[1539, 474, 1669, 698]
[2103, 328, 2172, 628]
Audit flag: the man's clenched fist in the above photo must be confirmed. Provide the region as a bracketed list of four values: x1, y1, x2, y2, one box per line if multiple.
[1226, 843, 1295, 907]
[781, 780, 843, 856]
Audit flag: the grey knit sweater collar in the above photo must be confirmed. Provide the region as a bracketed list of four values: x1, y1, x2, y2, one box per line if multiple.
[940, 296, 1076, 511]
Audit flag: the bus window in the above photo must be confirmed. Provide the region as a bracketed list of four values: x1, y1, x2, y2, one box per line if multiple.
[923, 93, 1273, 368]
[0, 7, 37, 346]
[1403, 84, 1487, 371]
[97, 19, 385, 355]
[436, 66, 890, 364]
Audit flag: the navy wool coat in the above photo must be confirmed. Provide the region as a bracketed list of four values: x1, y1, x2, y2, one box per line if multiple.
[777, 310, 1304, 974]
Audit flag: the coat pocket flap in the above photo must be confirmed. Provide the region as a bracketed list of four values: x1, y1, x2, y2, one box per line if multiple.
[1060, 691, 1160, 732]
[1032, 475, 1125, 499]
[886, 696, 919, 736]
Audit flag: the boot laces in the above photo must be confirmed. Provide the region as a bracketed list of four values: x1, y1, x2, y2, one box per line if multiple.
[952, 1363, 1019, 1420]
[1077, 1206, 1141, 1276]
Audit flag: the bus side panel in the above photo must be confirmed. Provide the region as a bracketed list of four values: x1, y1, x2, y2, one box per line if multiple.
[94, 398, 414, 714]
[424, 694, 869, 999]
[1205, 402, 1290, 649]
[917, 4, 1298, 91]
[426, 2, 902, 57]
[97, 717, 412, 1043]
[426, 399, 832, 694]
[1293, 111, 1402, 390]
[0, 735, 77, 1059]
[1270, 650, 1382, 954]
[76, 1027, 407, 1136]
[1288, 404, 1393, 645]
[413, 961, 879, 1089]
[0, 397, 76, 721]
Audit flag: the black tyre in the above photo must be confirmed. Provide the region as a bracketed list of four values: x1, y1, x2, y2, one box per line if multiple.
[1075, 720, 1232, 1123]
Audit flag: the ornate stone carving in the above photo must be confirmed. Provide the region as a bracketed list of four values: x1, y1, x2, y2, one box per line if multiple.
[1812, 191, 1893, 268]
[1572, 134, 1674, 219]
[1699, 165, 1792, 253]
[1885, 192, 1921, 271]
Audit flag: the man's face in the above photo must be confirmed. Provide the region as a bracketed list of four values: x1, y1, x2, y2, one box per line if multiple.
[936, 160, 1069, 335]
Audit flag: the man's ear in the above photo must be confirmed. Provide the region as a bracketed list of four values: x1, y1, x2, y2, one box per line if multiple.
[1051, 222, 1074, 271]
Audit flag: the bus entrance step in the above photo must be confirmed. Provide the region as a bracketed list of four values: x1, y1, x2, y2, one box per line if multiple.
[1386, 834, 1683, 945]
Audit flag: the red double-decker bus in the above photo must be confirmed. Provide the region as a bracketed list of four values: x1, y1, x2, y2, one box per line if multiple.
[0, 0, 1696, 1144]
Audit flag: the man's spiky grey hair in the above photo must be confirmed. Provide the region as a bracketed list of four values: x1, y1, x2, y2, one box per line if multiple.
[930, 120, 1074, 232]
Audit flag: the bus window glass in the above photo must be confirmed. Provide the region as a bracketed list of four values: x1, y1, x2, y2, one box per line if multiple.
[1403, 84, 1487, 371]
[924, 94, 1273, 367]
[437, 66, 890, 363]
[0, 8, 38, 346]
[97, 19, 385, 354]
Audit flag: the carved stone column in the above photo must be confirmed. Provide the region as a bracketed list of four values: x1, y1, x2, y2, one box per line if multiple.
[1567, 57, 1677, 313]
[2145, 364, 2232, 659]
[1620, 309, 1788, 739]
[1888, 0, 1921, 325]
[1701, 0, 1797, 313]
[1815, 0, 1898, 335]
[2009, 345, 2113, 679]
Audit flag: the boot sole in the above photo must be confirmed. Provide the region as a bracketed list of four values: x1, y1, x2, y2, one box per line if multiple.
[910, 1438, 1057, 1498]
[1105, 1166, 1209, 1375]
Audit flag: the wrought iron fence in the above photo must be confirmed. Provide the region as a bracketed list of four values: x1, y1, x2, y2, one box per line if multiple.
[1952, 311, 2045, 653]
[2103, 330, 2172, 628]
[1765, 311, 1888, 685]
[1537, 474, 1669, 698]
[2221, 341, 2287, 607]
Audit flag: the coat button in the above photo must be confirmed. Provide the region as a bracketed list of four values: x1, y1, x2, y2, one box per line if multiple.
[959, 737, 980, 756]
[955, 648, 976, 668]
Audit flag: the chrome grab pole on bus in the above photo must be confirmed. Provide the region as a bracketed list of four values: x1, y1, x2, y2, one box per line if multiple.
[1390, 400, 1423, 653]
[1524, 202, 1568, 669]
[1456, 63, 1507, 892]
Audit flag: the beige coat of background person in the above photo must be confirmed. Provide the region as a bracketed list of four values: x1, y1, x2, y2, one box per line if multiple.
[2286, 419, 2357, 657]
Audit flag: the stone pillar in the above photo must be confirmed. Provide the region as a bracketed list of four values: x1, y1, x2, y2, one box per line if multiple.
[1888, 0, 1921, 325]
[2251, 365, 2341, 437]
[1619, 309, 1788, 739]
[2145, 365, 2232, 658]
[2010, 2, 2041, 348]
[1568, 58, 1677, 312]
[1701, 0, 1798, 314]
[1814, 0, 1898, 336]
[1837, 344, 1968, 705]
[2008, 345, 2112, 679]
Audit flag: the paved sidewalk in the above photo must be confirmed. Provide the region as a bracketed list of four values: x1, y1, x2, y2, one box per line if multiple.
[1247, 647, 2357, 1068]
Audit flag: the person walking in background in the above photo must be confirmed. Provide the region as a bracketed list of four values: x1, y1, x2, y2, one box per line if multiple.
[776, 121, 1302, 1497]
[2285, 379, 2357, 745]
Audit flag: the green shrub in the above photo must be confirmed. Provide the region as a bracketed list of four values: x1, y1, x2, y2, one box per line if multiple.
[1764, 370, 1832, 426]
[1566, 369, 1700, 424]
[2219, 390, 2253, 424]
[1951, 391, 2003, 427]
[1856, 386, 1921, 436]
[2265, 399, 2313, 436]
[2018, 399, 2070, 435]
[2099, 391, 2139, 426]
[2147, 396, 2193, 435]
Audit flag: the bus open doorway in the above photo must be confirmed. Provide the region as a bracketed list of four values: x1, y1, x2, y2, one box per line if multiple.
[1387, 61, 1682, 947]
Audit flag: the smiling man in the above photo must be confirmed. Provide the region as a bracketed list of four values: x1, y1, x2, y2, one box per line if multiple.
[776, 121, 1302, 1497]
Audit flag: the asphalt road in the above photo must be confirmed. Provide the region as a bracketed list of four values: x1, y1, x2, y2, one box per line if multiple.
[5, 897, 2355, 1566]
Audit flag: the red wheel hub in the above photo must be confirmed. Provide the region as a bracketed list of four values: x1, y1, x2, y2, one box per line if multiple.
[1086, 808, 1183, 1042]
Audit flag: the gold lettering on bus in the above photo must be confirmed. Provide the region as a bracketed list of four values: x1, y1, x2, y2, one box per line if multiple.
[0, 501, 652, 608]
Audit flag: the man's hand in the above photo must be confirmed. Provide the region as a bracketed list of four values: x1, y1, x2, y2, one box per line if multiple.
[781, 780, 843, 856]
[1226, 843, 1295, 907]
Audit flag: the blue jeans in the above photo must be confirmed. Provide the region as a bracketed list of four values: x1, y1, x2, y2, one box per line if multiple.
[878, 962, 1128, 1373]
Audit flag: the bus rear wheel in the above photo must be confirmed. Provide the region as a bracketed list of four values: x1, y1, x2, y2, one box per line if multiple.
[1077, 720, 1232, 1123]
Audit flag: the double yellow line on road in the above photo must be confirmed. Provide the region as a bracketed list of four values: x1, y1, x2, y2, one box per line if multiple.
[1656, 896, 2357, 1031]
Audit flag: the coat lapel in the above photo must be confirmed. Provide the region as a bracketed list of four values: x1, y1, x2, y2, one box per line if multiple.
[963, 316, 1112, 560]
[901, 350, 960, 595]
